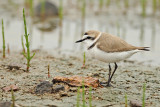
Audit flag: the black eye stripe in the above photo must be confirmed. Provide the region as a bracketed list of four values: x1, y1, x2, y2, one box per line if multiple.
[86, 36, 95, 40]
[87, 36, 91, 39]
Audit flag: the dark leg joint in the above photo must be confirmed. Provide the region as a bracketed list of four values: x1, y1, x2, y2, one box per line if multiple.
[107, 63, 118, 87]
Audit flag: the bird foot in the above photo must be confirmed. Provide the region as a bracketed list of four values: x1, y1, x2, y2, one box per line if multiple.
[100, 81, 113, 87]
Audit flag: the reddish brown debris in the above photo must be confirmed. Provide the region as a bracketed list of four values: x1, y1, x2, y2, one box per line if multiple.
[52, 76, 101, 88]
[2, 85, 19, 92]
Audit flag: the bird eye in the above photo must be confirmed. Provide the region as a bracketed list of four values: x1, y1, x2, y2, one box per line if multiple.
[84, 32, 88, 35]
[87, 36, 91, 39]
[87, 36, 95, 40]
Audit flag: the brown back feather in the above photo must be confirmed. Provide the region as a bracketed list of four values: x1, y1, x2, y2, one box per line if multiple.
[96, 33, 139, 52]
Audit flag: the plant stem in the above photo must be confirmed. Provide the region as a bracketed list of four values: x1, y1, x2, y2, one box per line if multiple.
[152, 0, 157, 14]
[142, 83, 146, 107]
[141, 0, 147, 17]
[41, 0, 45, 20]
[124, 0, 129, 8]
[81, 0, 86, 36]
[58, 0, 63, 48]
[48, 64, 50, 78]
[106, 0, 111, 7]
[29, 0, 34, 17]
[125, 93, 127, 107]
[76, 87, 80, 107]
[11, 88, 15, 107]
[99, 0, 103, 9]
[2, 19, 5, 58]
[82, 80, 86, 107]
[83, 52, 86, 67]
[89, 86, 92, 107]
[23, 8, 35, 72]
[21, 35, 25, 53]
[7, 44, 10, 55]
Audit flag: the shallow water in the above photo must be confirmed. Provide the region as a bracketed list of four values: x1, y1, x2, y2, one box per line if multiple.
[0, 0, 160, 65]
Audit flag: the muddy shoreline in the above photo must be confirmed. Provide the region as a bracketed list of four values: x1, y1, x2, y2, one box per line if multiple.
[0, 51, 159, 107]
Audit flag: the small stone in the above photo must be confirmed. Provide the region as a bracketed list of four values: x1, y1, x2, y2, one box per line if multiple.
[45, 104, 58, 107]
[93, 73, 100, 77]
[69, 87, 77, 92]
[130, 99, 142, 107]
[35, 1, 58, 17]
[52, 85, 64, 93]
[35, 81, 53, 94]
[0, 101, 20, 107]
[59, 92, 68, 97]
[0, 101, 11, 107]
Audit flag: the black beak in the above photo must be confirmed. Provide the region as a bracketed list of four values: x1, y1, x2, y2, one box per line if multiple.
[75, 38, 86, 43]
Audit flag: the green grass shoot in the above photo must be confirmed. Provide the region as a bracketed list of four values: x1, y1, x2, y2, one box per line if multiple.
[152, 0, 157, 14]
[76, 87, 80, 107]
[11, 88, 15, 107]
[81, 0, 86, 36]
[89, 86, 92, 107]
[89, 0, 93, 7]
[41, 0, 45, 19]
[21, 35, 25, 53]
[99, 0, 103, 9]
[7, 44, 10, 55]
[82, 52, 86, 68]
[59, 0, 63, 26]
[58, 0, 63, 48]
[29, 0, 34, 17]
[2, 19, 6, 58]
[141, 0, 147, 17]
[23, 8, 35, 72]
[116, 0, 120, 7]
[142, 83, 146, 107]
[125, 93, 128, 107]
[48, 64, 50, 78]
[82, 80, 86, 107]
[24, 0, 29, 7]
[106, 0, 111, 7]
[124, 0, 129, 8]
[76, 82, 92, 107]
[82, 0, 86, 18]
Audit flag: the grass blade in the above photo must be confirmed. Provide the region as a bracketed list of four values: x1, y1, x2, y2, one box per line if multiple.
[2, 19, 6, 58]
[142, 83, 146, 107]
[89, 86, 92, 107]
[125, 93, 127, 107]
[11, 88, 15, 107]
[77, 87, 80, 107]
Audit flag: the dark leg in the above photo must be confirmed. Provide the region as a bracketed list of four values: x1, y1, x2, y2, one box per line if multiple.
[100, 63, 111, 85]
[107, 63, 118, 87]
[107, 63, 111, 83]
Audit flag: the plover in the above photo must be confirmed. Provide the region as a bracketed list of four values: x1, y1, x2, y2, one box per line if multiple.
[75, 30, 149, 87]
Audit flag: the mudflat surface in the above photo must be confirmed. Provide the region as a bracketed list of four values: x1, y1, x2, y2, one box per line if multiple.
[0, 51, 160, 107]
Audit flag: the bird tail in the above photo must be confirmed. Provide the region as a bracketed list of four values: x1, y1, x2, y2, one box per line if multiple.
[137, 47, 150, 51]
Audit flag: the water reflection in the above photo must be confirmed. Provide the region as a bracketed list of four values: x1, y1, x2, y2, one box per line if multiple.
[33, 0, 58, 32]
[151, 22, 156, 50]
[140, 21, 145, 46]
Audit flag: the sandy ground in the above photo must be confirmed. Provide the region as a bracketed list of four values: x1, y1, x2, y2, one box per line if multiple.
[0, 50, 160, 107]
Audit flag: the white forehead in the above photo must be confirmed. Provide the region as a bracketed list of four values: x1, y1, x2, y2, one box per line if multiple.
[82, 35, 89, 39]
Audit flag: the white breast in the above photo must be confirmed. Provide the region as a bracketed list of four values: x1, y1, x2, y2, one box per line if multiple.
[88, 45, 142, 63]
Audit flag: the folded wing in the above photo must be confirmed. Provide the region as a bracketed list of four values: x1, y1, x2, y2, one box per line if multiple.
[97, 33, 149, 52]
